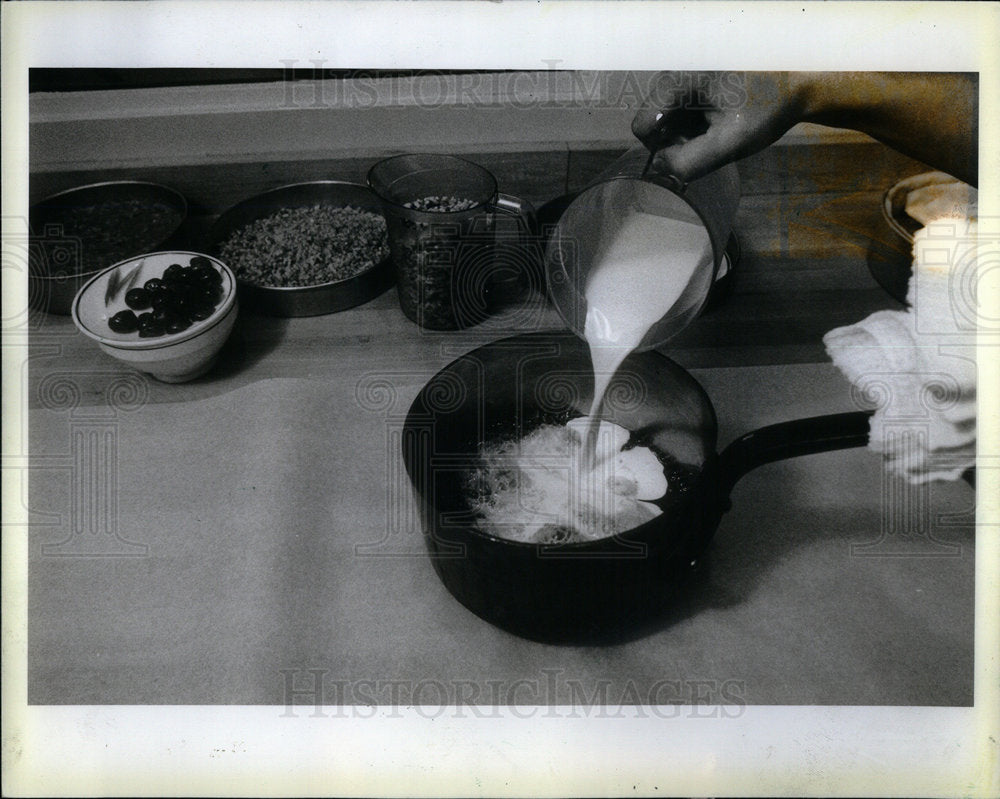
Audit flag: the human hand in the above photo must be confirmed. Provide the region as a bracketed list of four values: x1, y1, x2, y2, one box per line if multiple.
[631, 71, 807, 182]
[632, 71, 978, 186]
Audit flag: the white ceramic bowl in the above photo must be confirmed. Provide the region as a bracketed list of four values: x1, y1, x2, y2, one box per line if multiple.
[71, 251, 238, 383]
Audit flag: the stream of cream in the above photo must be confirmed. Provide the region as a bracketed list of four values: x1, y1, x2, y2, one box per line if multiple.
[582, 209, 713, 466]
[470, 206, 714, 542]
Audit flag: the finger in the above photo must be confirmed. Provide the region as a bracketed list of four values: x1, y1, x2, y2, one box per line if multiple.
[650, 126, 745, 182]
[631, 72, 694, 144]
[633, 107, 712, 154]
[631, 108, 665, 147]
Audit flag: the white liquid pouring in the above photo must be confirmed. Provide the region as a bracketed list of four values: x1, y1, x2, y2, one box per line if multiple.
[581, 209, 713, 467]
[470, 198, 716, 543]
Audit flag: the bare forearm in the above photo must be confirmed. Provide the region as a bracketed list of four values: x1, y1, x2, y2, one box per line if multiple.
[795, 72, 978, 186]
[633, 71, 979, 186]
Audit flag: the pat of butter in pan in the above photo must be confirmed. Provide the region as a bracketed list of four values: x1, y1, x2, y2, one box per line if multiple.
[566, 417, 668, 501]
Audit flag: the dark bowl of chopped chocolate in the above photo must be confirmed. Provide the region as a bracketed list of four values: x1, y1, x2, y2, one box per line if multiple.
[29, 181, 188, 315]
[206, 181, 395, 317]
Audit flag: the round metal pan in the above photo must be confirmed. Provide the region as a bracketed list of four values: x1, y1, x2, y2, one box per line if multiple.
[205, 181, 394, 317]
[29, 181, 188, 315]
[871, 172, 978, 305]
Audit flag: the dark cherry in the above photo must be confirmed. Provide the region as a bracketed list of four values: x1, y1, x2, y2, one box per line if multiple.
[151, 308, 174, 325]
[124, 287, 152, 310]
[162, 263, 185, 282]
[151, 291, 177, 311]
[136, 312, 164, 337]
[188, 303, 214, 321]
[108, 310, 138, 333]
[107, 257, 223, 338]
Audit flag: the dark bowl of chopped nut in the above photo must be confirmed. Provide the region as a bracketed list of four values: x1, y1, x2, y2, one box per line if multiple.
[29, 181, 188, 315]
[206, 181, 395, 317]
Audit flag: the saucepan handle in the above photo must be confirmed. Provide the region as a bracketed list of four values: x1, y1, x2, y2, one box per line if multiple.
[718, 410, 874, 498]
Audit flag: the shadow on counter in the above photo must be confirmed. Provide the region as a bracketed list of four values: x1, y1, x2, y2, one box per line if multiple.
[208, 310, 290, 381]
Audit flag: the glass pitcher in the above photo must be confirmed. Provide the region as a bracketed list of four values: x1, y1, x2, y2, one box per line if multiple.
[545, 145, 740, 351]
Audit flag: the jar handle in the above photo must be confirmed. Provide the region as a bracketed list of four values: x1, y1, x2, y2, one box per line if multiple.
[490, 193, 543, 303]
[494, 193, 537, 234]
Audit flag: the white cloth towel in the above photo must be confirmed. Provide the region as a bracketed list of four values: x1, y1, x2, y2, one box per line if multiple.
[823, 217, 978, 483]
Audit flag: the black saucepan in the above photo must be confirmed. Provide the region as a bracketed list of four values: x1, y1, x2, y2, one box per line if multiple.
[402, 331, 871, 643]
